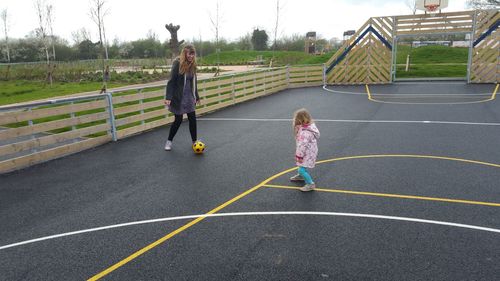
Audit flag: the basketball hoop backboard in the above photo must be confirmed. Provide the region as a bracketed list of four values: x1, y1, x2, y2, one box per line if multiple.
[416, 0, 448, 13]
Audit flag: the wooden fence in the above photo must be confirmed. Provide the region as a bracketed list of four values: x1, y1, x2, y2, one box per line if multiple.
[470, 9, 499, 83]
[0, 65, 323, 173]
[0, 94, 113, 173]
[325, 9, 499, 84]
[326, 17, 393, 84]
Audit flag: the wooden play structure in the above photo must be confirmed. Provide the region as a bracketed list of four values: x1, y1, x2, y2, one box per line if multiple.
[325, 8, 499, 84]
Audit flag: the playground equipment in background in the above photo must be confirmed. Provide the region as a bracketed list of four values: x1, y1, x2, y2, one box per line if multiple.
[305, 31, 317, 54]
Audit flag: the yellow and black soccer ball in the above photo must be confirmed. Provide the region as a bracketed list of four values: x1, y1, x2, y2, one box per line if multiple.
[192, 140, 205, 154]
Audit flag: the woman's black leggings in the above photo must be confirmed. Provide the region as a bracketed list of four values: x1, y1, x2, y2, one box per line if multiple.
[168, 112, 197, 142]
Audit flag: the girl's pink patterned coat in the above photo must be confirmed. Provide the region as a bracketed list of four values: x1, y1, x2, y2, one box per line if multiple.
[295, 123, 320, 168]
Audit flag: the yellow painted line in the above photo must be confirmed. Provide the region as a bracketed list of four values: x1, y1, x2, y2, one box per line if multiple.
[314, 154, 500, 169]
[88, 166, 298, 280]
[264, 184, 500, 207]
[491, 83, 499, 100]
[89, 154, 500, 279]
[365, 84, 372, 100]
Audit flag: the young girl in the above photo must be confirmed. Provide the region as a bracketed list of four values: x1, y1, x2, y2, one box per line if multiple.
[164, 44, 201, 151]
[290, 108, 320, 192]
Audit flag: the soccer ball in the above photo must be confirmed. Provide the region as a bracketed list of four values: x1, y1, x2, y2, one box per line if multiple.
[192, 140, 205, 154]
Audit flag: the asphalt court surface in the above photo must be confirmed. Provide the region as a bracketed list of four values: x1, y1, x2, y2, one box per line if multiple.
[1, 82, 500, 280]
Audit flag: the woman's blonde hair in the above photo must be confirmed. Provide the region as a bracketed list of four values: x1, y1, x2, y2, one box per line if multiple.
[179, 44, 197, 75]
[293, 108, 312, 134]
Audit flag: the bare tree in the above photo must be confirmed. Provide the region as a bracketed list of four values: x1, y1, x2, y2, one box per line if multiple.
[198, 30, 203, 60]
[1, 9, 10, 62]
[34, 0, 53, 85]
[271, 0, 284, 67]
[89, 0, 110, 92]
[102, 17, 108, 60]
[165, 23, 184, 59]
[209, 1, 222, 76]
[466, 0, 500, 9]
[46, 4, 56, 60]
[71, 28, 92, 45]
[405, 0, 418, 14]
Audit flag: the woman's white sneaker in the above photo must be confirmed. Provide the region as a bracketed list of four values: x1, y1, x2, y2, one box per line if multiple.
[164, 140, 172, 151]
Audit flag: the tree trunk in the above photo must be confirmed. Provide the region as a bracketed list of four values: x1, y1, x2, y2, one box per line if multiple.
[5, 65, 10, 79]
[98, 20, 107, 92]
[5, 42, 9, 62]
[45, 47, 52, 86]
[51, 41, 56, 60]
[102, 21, 109, 60]
[165, 23, 184, 59]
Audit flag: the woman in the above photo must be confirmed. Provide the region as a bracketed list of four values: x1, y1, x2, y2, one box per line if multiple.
[164, 44, 201, 151]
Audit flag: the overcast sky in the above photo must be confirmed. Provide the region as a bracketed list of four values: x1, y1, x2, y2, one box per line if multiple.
[2, 0, 470, 44]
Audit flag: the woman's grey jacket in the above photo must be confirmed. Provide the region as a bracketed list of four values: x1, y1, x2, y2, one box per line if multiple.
[165, 59, 200, 111]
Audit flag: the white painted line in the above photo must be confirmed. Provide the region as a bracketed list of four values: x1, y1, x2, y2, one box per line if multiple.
[1, 211, 499, 250]
[0, 214, 201, 251]
[322, 86, 366, 95]
[198, 118, 500, 126]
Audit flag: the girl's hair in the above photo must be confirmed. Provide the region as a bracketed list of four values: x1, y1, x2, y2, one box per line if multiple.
[293, 108, 312, 134]
[179, 44, 197, 75]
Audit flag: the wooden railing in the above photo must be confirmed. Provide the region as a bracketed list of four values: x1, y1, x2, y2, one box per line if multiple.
[0, 65, 324, 173]
[325, 9, 499, 84]
[0, 94, 114, 172]
[470, 9, 499, 83]
[394, 11, 474, 36]
[326, 17, 393, 84]
[289, 65, 324, 88]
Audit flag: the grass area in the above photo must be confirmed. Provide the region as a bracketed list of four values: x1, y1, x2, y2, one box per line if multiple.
[1, 46, 472, 105]
[0, 80, 127, 106]
[297, 51, 336, 65]
[0, 58, 169, 81]
[3, 86, 167, 141]
[396, 64, 467, 78]
[199, 46, 468, 68]
[395, 45, 468, 78]
[396, 45, 469, 64]
[199, 50, 335, 66]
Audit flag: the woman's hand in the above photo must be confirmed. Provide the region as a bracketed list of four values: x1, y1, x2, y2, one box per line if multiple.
[295, 156, 304, 163]
[196, 99, 202, 106]
[164, 100, 171, 106]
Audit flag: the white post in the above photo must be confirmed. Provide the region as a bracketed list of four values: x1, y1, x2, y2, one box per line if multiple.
[322, 63, 326, 86]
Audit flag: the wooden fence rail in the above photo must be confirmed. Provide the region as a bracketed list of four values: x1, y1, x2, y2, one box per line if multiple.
[0, 65, 324, 173]
[325, 9, 498, 84]
[0, 94, 114, 173]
